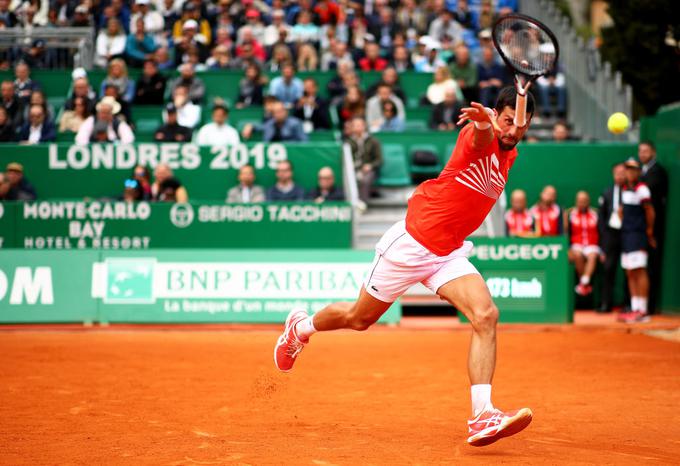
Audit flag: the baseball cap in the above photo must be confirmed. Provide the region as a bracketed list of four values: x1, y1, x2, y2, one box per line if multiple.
[75, 4, 88, 13]
[32, 39, 46, 48]
[165, 102, 177, 113]
[623, 158, 641, 169]
[212, 100, 229, 112]
[6, 162, 23, 173]
[478, 29, 492, 40]
[245, 9, 260, 18]
[182, 19, 198, 30]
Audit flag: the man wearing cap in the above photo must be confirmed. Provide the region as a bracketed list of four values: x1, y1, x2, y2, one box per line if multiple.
[172, 3, 211, 45]
[21, 39, 49, 69]
[130, 0, 165, 44]
[238, 9, 266, 46]
[0, 163, 36, 201]
[72, 3, 92, 26]
[18, 104, 55, 144]
[618, 158, 655, 323]
[168, 63, 205, 104]
[75, 96, 135, 144]
[195, 101, 240, 146]
[174, 18, 210, 66]
[154, 103, 192, 142]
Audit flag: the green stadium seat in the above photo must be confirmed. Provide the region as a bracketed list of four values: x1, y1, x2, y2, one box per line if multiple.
[403, 120, 428, 131]
[131, 106, 163, 132]
[376, 144, 411, 187]
[56, 131, 75, 143]
[409, 144, 442, 175]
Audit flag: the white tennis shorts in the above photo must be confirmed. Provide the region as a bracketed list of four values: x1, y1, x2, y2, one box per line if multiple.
[621, 250, 648, 270]
[570, 244, 601, 256]
[363, 220, 480, 303]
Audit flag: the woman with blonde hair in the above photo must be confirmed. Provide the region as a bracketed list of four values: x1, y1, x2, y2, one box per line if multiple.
[268, 43, 293, 72]
[296, 42, 318, 71]
[426, 65, 463, 105]
[99, 58, 135, 103]
[94, 18, 127, 68]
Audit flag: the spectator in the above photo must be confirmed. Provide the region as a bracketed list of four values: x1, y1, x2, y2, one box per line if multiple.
[476, 0, 497, 31]
[172, 3, 211, 45]
[13, 62, 40, 109]
[537, 65, 567, 118]
[22, 90, 54, 123]
[314, 0, 341, 25]
[0, 162, 36, 200]
[395, 0, 428, 36]
[345, 117, 383, 203]
[134, 59, 167, 105]
[414, 42, 447, 73]
[207, 45, 237, 70]
[567, 191, 600, 296]
[21, 39, 51, 69]
[366, 67, 407, 103]
[321, 40, 352, 71]
[639, 141, 668, 314]
[157, 0, 179, 37]
[131, 164, 152, 200]
[95, 18, 127, 68]
[262, 101, 308, 142]
[619, 158, 655, 323]
[390, 45, 413, 72]
[369, 7, 398, 50]
[291, 10, 320, 44]
[371, 100, 404, 133]
[428, 8, 464, 44]
[266, 160, 305, 201]
[0, 107, 15, 141]
[154, 102, 192, 142]
[64, 77, 97, 115]
[174, 18, 210, 66]
[129, 0, 165, 44]
[122, 178, 145, 202]
[269, 63, 304, 108]
[125, 17, 158, 68]
[168, 63, 205, 104]
[477, 46, 507, 108]
[268, 43, 294, 72]
[165, 85, 201, 128]
[308, 166, 345, 203]
[264, 9, 292, 48]
[336, 85, 365, 127]
[195, 101, 240, 146]
[18, 104, 55, 144]
[75, 96, 135, 144]
[449, 44, 478, 103]
[598, 163, 627, 313]
[99, 0, 130, 32]
[297, 43, 319, 71]
[227, 164, 266, 203]
[59, 96, 91, 134]
[1, 80, 22, 128]
[239, 9, 266, 45]
[429, 87, 463, 131]
[326, 61, 356, 100]
[236, 63, 266, 108]
[358, 42, 388, 72]
[426, 66, 463, 105]
[154, 46, 175, 70]
[102, 84, 132, 125]
[530, 185, 563, 236]
[452, 0, 474, 29]
[100, 58, 135, 103]
[152, 163, 188, 202]
[0, 0, 18, 27]
[71, 3, 92, 26]
[552, 122, 570, 142]
[293, 78, 331, 133]
[365, 83, 406, 132]
[504, 189, 535, 237]
[235, 27, 267, 63]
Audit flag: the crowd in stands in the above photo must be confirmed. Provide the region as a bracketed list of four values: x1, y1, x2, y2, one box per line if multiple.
[0, 0, 571, 147]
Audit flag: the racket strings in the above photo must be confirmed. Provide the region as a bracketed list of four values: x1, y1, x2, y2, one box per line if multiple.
[494, 18, 557, 76]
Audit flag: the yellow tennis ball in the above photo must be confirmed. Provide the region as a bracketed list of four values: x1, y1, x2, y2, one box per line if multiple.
[607, 112, 629, 134]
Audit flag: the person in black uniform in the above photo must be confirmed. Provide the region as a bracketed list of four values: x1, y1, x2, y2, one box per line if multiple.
[597, 163, 628, 312]
[153, 103, 192, 142]
[638, 141, 668, 314]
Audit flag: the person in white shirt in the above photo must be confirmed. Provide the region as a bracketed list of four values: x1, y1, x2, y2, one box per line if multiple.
[75, 96, 135, 144]
[164, 85, 201, 128]
[95, 18, 127, 68]
[129, 0, 165, 44]
[195, 101, 240, 146]
[263, 9, 291, 47]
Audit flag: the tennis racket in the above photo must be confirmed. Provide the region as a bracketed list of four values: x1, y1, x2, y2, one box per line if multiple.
[492, 14, 559, 127]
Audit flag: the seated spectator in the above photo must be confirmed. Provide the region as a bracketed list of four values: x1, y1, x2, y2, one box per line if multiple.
[152, 163, 188, 202]
[0, 0, 18, 28]
[0, 162, 36, 200]
[129, 0, 165, 45]
[369, 6, 397, 50]
[125, 18, 158, 68]
[453, 0, 474, 29]
[336, 85, 365, 127]
[371, 100, 404, 133]
[238, 9, 266, 44]
[567, 191, 600, 296]
[95, 18, 127, 68]
[235, 27, 267, 63]
[98, 0, 130, 32]
[174, 18, 209, 66]
[366, 84, 406, 132]
[165, 85, 201, 129]
[0, 107, 15, 141]
[358, 42, 388, 72]
[449, 44, 478, 103]
[154, 46, 175, 71]
[552, 121, 571, 142]
[100, 58, 135, 103]
[326, 60, 355, 100]
[477, 46, 507, 108]
[269, 63, 304, 109]
[264, 9, 292, 48]
[266, 160, 305, 201]
[414, 42, 447, 73]
[59, 97, 91, 133]
[293, 78, 331, 133]
[476, 0, 497, 31]
[13, 62, 40, 109]
[22, 90, 54, 123]
[168, 63, 205, 104]
[158, 0, 179, 34]
[64, 76, 97, 115]
[227, 164, 266, 203]
[131, 164, 152, 200]
[504, 189, 535, 237]
[345, 117, 382, 203]
[395, 0, 428, 36]
[314, 0, 341, 25]
[195, 101, 240, 146]
[122, 178, 145, 202]
[426, 66, 463, 105]
[366, 67, 407, 103]
[297, 42, 319, 71]
[428, 8, 464, 44]
[172, 3, 211, 45]
[72, 3, 92, 26]
[321, 40, 352, 71]
[18, 104, 56, 144]
[291, 10, 320, 44]
[134, 59, 167, 105]
[530, 185, 563, 236]
[154, 102, 192, 142]
[236, 64, 266, 108]
[1, 80, 23, 128]
[537, 65, 566, 118]
[390, 45, 413, 72]
[429, 88, 463, 131]
[307, 166, 345, 203]
[263, 101, 308, 142]
[267, 43, 294, 72]
[207, 45, 238, 70]
[102, 84, 132, 125]
[76, 96, 135, 144]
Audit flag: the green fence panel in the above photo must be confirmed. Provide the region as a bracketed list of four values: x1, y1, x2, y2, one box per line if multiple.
[0, 201, 16, 249]
[4, 201, 352, 249]
[0, 142, 342, 200]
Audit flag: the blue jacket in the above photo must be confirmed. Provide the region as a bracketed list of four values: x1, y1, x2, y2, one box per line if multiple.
[18, 120, 56, 143]
[262, 117, 308, 142]
[125, 34, 157, 62]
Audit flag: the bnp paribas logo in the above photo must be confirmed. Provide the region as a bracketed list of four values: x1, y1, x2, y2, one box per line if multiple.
[169, 203, 194, 228]
[101, 258, 156, 304]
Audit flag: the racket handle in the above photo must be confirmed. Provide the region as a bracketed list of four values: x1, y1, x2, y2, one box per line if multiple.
[514, 93, 527, 128]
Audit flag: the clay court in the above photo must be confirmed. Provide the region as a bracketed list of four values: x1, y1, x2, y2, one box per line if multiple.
[1, 321, 679, 465]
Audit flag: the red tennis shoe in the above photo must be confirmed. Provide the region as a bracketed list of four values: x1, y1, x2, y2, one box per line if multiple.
[467, 407, 533, 447]
[274, 309, 309, 372]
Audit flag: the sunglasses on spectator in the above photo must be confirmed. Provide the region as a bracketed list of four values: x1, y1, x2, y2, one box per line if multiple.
[124, 179, 139, 189]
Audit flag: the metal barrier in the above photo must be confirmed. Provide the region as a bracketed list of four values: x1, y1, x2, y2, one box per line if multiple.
[0, 27, 94, 69]
[521, 0, 634, 141]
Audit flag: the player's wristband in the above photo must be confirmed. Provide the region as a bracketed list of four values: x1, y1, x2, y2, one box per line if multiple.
[474, 121, 491, 130]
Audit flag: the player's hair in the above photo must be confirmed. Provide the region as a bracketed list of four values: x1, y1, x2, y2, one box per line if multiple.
[639, 140, 656, 151]
[495, 86, 535, 118]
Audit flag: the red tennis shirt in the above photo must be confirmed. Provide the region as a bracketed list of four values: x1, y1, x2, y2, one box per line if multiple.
[405, 124, 518, 256]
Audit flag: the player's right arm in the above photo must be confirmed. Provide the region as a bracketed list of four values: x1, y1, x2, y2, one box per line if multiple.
[456, 102, 498, 150]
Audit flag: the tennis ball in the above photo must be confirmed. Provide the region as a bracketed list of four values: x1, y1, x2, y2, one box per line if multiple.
[607, 112, 629, 134]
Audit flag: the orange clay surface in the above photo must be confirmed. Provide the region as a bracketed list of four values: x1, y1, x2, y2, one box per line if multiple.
[1, 327, 679, 465]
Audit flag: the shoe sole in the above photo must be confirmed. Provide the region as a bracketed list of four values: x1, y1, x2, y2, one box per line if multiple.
[273, 309, 306, 373]
[468, 408, 533, 447]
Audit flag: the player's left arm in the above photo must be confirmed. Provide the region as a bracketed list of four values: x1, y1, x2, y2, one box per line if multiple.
[457, 102, 499, 150]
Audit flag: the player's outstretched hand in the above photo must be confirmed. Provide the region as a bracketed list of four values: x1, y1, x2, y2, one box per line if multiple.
[457, 102, 498, 131]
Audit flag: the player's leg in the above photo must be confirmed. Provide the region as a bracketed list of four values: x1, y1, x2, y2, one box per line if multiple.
[583, 252, 598, 282]
[308, 287, 392, 332]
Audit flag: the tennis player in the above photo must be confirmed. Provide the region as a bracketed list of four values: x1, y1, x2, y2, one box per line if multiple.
[275, 87, 535, 447]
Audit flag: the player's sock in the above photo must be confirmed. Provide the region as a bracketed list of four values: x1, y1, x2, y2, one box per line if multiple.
[639, 297, 648, 314]
[471, 384, 493, 417]
[631, 296, 640, 312]
[580, 275, 590, 286]
[295, 315, 317, 340]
